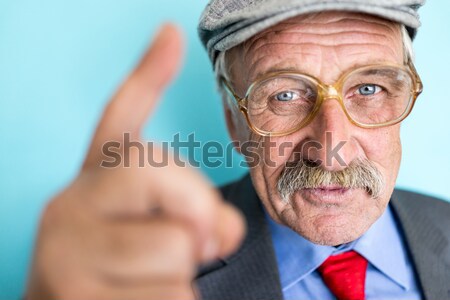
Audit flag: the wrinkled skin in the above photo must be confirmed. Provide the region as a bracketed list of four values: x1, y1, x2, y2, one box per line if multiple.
[225, 12, 404, 246]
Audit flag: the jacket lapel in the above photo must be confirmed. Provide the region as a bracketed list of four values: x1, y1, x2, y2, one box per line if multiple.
[391, 189, 450, 300]
[195, 175, 283, 300]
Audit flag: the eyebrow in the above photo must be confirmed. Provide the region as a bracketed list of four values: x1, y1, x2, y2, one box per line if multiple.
[253, 59, 403, 82]
[252, 66, 308, 82]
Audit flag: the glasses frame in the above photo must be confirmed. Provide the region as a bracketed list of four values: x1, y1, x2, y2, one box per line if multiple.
[221, 59, 423, 137]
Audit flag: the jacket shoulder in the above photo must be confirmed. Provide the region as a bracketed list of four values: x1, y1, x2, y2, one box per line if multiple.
[217, 174, 253, 206]
[392, 188, 450, 234]
[393, 189, 450, 212]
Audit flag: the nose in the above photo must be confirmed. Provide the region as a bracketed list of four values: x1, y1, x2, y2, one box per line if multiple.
[301, 97, 359, 171]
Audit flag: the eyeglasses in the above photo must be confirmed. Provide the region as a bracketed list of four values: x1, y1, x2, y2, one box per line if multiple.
[221, 60, 423, 137]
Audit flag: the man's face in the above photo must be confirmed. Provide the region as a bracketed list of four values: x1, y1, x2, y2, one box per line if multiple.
[225, 12, 405, 246]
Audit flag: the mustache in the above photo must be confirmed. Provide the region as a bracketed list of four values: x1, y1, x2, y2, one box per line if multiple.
[277, 158, 385, 203]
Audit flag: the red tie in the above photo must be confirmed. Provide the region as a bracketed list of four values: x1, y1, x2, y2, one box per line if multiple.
[318, 250, 368, 300]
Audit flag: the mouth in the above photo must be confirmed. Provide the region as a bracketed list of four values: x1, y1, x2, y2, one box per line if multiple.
[299, 186, 354, 205]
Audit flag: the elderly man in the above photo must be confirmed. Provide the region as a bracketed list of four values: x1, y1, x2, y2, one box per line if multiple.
[25, 0, 450, 300]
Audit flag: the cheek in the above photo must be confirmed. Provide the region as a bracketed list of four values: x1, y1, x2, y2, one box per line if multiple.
[247, 135, 303, 220]
[356, 126, 402, 201]
[252, 135, 299, 182]
[361, 126, 401, 171]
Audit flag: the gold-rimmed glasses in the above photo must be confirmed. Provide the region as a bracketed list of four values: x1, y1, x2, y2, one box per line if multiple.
[221, 60, 423, 137]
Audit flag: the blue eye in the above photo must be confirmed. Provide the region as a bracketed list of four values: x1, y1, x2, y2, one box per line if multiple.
[357, 84, 382, 96]
[276, 91, 298, 101]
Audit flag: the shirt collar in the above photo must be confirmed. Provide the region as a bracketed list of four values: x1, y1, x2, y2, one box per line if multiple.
[354, 205, 410, 290]
[266, 204, 410, 291]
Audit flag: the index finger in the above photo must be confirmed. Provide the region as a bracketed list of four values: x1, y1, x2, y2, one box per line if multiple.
[84, 24, 184, 169]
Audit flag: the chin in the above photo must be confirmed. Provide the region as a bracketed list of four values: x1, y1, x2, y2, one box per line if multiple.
[279, 188, 384, 246]
[299, 219, 370, 246]
[288, 211, 372, 246]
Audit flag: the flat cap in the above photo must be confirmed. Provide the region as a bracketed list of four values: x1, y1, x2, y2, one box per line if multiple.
[198, 0, 425, 67]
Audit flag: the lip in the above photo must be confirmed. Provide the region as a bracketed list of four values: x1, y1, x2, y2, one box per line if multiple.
[312, 185, 348, 191]
[299, 186, 353, 205]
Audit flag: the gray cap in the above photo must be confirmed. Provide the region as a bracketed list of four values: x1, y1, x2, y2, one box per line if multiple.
[198, 0, 425, 67]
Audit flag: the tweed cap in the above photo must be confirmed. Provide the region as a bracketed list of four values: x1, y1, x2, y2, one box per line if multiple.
[198, 0, 424, 67]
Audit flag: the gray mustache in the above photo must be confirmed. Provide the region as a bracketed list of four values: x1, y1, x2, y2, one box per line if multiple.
[277, 158, 385, 203]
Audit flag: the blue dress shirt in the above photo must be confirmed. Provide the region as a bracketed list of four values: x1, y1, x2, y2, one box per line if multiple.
[266, 205, 422, 299]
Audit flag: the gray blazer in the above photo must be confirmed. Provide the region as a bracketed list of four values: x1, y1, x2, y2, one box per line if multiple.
[195, 174, 450, 300]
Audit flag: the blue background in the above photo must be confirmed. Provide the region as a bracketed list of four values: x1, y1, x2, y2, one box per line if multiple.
[0, 0, 449, 298]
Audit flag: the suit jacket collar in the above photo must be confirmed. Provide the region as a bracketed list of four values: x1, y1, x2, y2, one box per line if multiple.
[390, 189, 450, 300]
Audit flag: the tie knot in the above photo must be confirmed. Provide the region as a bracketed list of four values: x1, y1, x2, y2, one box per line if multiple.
[318, 250, 368, 300]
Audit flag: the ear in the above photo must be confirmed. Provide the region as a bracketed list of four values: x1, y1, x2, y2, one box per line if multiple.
[223, 102, 245, 154]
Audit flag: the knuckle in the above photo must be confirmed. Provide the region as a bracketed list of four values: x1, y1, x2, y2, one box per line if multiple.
[40, 197, 67, 229]
[40, 201, 58, 226]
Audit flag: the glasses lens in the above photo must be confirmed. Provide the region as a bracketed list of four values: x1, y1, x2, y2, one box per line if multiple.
[247, 75, 319, 133]
[342, 67, 414, 125]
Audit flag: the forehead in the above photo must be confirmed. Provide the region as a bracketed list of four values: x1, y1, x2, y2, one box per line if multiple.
[226, 11, 404, 87]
